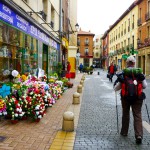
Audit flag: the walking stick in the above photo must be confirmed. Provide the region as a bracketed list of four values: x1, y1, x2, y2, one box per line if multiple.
[115, 91, 119, 134]
[144, 99, 150, 124]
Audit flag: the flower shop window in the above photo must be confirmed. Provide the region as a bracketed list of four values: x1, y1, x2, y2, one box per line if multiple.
[22, 35, 38, 75]
[0, 22, 38, 81]
[49, 48, 58, 73]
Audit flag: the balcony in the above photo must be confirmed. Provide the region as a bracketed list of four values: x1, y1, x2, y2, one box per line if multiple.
[144, 37, 150, 46]
[145, 12, 150, 21]
[137, 18, 142, 26]
[85, 41, 89, 46]
[85, 52, 89, 55]
[77, 41, 80, 46]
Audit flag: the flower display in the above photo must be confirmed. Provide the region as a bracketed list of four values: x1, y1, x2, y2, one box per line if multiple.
[0, 73, 65, 123]
[6, 96, 25, 121]
[0, 98, 7, 116]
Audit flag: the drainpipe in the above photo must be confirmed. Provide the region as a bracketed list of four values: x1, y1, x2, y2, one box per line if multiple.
[59, 0, 62, 63]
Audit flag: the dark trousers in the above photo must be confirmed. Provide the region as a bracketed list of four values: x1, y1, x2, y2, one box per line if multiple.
[121, 98, 143, 138]
[109, 73, 114, 82]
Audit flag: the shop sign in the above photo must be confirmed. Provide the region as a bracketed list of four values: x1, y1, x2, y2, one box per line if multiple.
[0, 2, 49, 45]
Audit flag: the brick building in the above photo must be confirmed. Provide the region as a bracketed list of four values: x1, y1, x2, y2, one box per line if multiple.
[77, 30, 95, 67]
[137, 0, 150, 75]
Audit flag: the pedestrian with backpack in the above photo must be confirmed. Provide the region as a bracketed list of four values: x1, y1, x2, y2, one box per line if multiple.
[108, 62, 115, 82]
[114, 55, 147, 144]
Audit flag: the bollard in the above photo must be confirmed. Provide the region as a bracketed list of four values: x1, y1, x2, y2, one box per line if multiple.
[80, 80, 84, 86]
[77, 84, 82, 93]
[98, 72, 100, 75]
[62, 111, 74, 132]
[81, 75, 85, 80]
[73, 92, 80, 104]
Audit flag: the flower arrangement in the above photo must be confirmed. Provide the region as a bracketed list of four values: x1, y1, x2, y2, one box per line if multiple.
[6, 96, 25, 122]
[0, 72, 66, 123]
[0, 98, 7, 116]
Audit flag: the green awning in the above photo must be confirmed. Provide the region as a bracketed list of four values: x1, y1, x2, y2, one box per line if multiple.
[122, 54, 129, 59]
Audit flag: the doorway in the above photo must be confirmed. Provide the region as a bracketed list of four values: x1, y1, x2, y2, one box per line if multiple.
[43, 44, 48, 75]
[84, 58, 89, 67]
[142, 56, 145, 74]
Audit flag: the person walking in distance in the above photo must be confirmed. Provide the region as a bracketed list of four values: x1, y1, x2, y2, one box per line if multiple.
[108, 62, 115, 82]
[79, 63, 83, 73]
[67, 61, 71, 80]
[114, 55, 147, 144]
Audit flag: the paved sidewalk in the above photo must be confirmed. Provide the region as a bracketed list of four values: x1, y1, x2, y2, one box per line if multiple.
[0, 73, 83, 150]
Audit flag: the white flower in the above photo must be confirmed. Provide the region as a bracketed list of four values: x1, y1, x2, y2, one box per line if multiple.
[3, 112, 7, 115]
[38, 115, 42, 118]
[0, 112, 2, 115]
[3, 70, 10, 76]
[36, 111, 39, 115]
[15, 113, 18, 117]
[12, 70, 19, 77]
[19, 114, 23, 117]
[19, 108, 22, 112]
[35, 105, 40, 110]
[16, 108, 20, 112]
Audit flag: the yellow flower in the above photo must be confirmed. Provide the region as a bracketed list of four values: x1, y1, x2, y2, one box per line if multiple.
[17, 74, 20, 78]
[21, 75, 27, 81]
[0, 99, 5, 109]
[49, 78, 55, 83]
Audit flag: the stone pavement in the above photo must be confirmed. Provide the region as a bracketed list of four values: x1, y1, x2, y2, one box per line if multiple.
[74, 69, 150, 150]
[0, 73, 83, 150]
[1, 70, 150, 150]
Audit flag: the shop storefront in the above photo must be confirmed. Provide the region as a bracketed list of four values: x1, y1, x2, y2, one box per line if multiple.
[0, 1, 60, 81]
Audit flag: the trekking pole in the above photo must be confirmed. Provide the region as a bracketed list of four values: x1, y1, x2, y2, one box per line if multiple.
[115, 91, 119, 134]
[144, 98, 150, 124]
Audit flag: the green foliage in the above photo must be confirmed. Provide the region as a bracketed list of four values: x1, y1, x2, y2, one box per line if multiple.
[55, 62, 63, 79]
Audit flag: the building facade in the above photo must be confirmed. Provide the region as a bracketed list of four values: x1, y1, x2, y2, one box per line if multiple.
[77, 29, 95, 67]
[0, 0, 78, 80]
[93, 34, 103, 68]
[137, 0, 150, 75]
[101, 31, 109, 69]
[108, 1, 139, 70]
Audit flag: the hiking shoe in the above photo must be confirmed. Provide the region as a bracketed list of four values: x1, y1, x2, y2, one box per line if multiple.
[136, 136, 142, 144]
[120, 132, 127, 136]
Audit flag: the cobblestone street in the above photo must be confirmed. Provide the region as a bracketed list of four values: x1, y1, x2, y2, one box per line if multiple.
[74, 69, 150, 150]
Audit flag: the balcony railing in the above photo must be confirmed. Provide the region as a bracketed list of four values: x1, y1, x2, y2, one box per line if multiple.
[77, 41, 80, 46]
[137, 18, 142, 26]
[145, 12, 150, 21]
[85, 41, 89, 46]
[85, 52, 89, 55]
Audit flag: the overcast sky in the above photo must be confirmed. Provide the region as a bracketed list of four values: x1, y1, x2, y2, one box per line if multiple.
[77, 0, 135, 35]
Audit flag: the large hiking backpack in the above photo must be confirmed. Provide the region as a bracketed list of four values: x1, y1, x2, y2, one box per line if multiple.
[121, 74, 143, 104]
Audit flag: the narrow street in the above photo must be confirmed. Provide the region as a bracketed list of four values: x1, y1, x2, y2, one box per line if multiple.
[74, 69, 150, 150]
